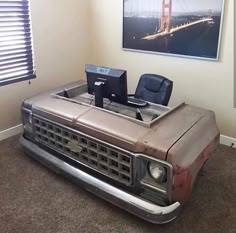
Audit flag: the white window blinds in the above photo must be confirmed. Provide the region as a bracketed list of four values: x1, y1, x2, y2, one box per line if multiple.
[0, 0, 35, 86]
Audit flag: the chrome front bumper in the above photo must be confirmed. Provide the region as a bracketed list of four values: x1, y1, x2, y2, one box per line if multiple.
[20, 136, 181, 224]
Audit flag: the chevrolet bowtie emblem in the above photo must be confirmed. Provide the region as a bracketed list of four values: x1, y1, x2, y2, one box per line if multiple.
[66, 140, 83, 153]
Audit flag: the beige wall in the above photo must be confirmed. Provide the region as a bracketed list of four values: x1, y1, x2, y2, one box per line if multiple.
[88, 0, 235, 137]
[0, 0, 89, 131]
[1, 0, 235, 138]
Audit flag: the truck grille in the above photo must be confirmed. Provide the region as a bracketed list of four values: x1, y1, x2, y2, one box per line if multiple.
[32, 116, 133, 185]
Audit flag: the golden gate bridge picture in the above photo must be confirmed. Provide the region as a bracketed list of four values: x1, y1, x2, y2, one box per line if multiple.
[123, 0, 224, 60]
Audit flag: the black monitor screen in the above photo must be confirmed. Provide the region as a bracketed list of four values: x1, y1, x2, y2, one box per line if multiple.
[85, 64, 128, 107]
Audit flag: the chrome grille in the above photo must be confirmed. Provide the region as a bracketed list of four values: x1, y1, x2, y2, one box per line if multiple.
[33, 116, 133, 185]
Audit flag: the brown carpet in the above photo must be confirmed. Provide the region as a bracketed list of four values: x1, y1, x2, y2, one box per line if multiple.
[0, 135, 235, 233]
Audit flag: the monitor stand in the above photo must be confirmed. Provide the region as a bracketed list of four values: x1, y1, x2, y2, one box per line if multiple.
[94, 81, 105, 108]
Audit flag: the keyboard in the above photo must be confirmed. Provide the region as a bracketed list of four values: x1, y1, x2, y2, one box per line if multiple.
[127, 97, 148, 107]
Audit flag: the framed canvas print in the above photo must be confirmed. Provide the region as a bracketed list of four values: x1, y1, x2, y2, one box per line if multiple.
[123, 0, 225, 60]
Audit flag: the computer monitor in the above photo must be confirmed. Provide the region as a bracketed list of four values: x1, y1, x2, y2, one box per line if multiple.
[85, 64, 128, 108]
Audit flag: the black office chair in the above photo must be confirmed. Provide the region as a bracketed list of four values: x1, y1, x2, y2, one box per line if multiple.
[130, 74, 173, 106]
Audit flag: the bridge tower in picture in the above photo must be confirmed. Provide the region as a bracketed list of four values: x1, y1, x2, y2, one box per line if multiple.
[159, 0, 172, 33]
[208, 9, 212, 19]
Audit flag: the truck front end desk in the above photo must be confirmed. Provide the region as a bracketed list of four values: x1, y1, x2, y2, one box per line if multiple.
[20, 81, 220, 224]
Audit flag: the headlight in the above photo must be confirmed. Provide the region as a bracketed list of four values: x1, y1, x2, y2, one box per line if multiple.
[22, 108, 33, 130]
[148, 162, 167, 183]
[28, 113, 32, 125]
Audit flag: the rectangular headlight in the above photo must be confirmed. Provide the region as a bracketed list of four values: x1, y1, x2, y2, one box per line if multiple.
[138, 155, 173, 197]
[22, 108, 33, 131]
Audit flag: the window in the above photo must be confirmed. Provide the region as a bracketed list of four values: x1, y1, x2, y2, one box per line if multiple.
[0, 0, 35, 86]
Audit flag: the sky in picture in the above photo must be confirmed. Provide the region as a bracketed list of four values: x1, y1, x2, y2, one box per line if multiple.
[124, 0, 223, 16]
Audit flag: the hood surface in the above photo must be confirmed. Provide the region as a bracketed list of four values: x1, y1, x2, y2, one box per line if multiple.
[30, 95, 207, 160]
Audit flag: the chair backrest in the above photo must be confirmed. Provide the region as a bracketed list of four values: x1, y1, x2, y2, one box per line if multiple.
[134, 74, 173, 106]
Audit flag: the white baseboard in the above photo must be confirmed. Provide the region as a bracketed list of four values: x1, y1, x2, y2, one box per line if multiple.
[220, 135, 236, 148]
[0, 124, 23, 142]
[0, 124, 236, 149]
